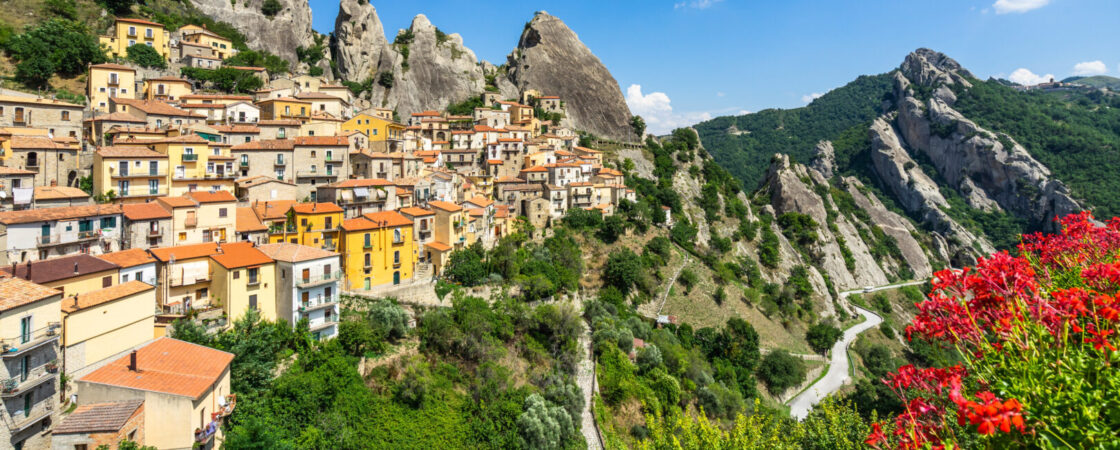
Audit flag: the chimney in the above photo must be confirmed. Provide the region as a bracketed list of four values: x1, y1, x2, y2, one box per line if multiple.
[50, 180, 57, 187]
[74, 262, 79, 275]
[25, 261, 31, 281]
[128, 350, 138, 371]
[73, 294, 78, 308]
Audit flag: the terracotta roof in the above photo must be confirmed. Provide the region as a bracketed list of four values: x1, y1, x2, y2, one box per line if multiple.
[62, 280, 153, 313]
[149, 242, 219, 262]
[294, 92, 343, 100]
[494, 176, 525, 183]
[427, 200, 463, 212]
[155, 196, 197, 210]
[330, 178, 393, 188]
[486, 159, 503, 165]
[425, 241, 452, 252]
[122, 202, 172, 220]
[145, 76, 190, 83]
[0, 94, 82, 108]
[412, 110, 442, 117]
[9, 135, 67, 149]
[185, 190, 236, 204]
[0, 166, 35, 176]
[96, 248, 156, 268]
[340, 217, 376, 231]
[256, 243, 338, 262]
[54, 400, 144, 435]
[293, 136, 349, 146]
[226, 65, 266, 72]
[210, 242, 273, 269]
[0, 277, 60, 312]
[180, 94, 252, 101]
[257, 97, 310, 104]
[211, 125, 260, 134]
[111, 98, 202, 118]
[89, 63, 136, 72]
[398, 207, 434, 217]
[257, 119, 301, 126]
[291, 202, 343, 214]
[0, 204, 121, 225]
[34, 186, 89, 200]
[179, 103, 226, 109]
[79, 337, 234, 400]
[114, 17, 162, 26]
[145, 134, 209, 144]
[235, 207, 267, 233]
[468, 208, 484, 218]
[465, 196, 494, 208]
[231, 139, 294, 150]
[251, 200, 297, 221]
[95, 146, 165, 158]
[1, 254, 119, 284]
[236, 176, 293, 188]
[361, 211, 413, 228]
[520, 166, 547, 173]
[86, 112, 146, 123]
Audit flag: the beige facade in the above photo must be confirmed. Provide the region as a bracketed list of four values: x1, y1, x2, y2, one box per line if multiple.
[293, 137, 350, 201]
[88, 64, 137, 113]
[60, 281, 156, 377]
[230, 139, 295, 182]
[0, 95, 83, 141]
[6, 136, 80, 187]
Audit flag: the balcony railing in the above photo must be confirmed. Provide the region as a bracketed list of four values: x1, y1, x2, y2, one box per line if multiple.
[169, 270, 210, 287]
[296, 271, 342, 288]
[182, 154, 199, 162]
[274, 159, 286, 166]
[112, 170, 167, 178]
[37, 231, 101, 247]
[299, 295, 339, 313]
[147, 225, 164, 236]
[296, 170, 338, 178]
[240, 160, 249, 167]
[1, 372, 56, 399]
[0, 323, 60, 358]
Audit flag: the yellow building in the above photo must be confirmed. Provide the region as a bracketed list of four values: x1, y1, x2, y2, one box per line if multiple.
[177, 24, 235, 60]
[60, 281, 156, 376]
[268, 202, 343, 250]
[148, 134, 235, 196]
[150, 243, 219, 313]
[341, 113, 406, 152]
[75, 337, 235, 449]
[256, 97, 311, 121]
[210, 242, 278, 323]
[87, 63, 137, 113]
[92, 146, 169, 202]
[143, 76, 193, 102]
[2, 254, 120, 298]
[340, 210, 415, 290]
[99, 18, 171, 62]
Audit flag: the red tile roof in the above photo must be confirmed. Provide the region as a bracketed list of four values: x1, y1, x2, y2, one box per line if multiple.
[293, 136, 349, 146]
[62, 280, 153, 313]
[0, 204, 121, 225]
[291, 202, 343, 214]
[210, 242, 273, 269]
[398, 207, 434, 217]
[1, 254, 119, 284]
[149, 242, 219, 262]
[361, 211, 413, 228]
[185, 190, 236, 204]
[0, 277, 61, 312]
[427, 201, 463, 212]
[231, 139, 294, 150]
[236, 207, 268, 233]
[251, 200, 297, 221]
[155, 196, 197, 209]
[256, 243, 338, 262]
[79, 337, 234, 400]
[96, 248, 156, 268]
[96, 146, 165, 158]
[54, 400, 144, 434]
[425, 241, 452, 252]
[122, 202, 173, 220]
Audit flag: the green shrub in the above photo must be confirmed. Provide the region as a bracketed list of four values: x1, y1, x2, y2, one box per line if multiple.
[261, 0, 283, 17]
[125, 43, 166, 69]
[806, 321, 843, 355]
[603, 248, 643, 296]
[757, 350, 806, 395]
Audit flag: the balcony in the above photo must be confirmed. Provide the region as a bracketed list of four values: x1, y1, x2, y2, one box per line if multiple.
[185, 216, 197, 227]
[37, 231, 100, 247]
[182, 154, 199, 162]
[119, 188, 168, 198]
[274, 159, 286, 166]
[299, 295, 339, 314]
[417, 229, 432, 240]
[240, 160, 249, 168]
[169, 269, 210, 287]
[296, 271, 342, 288]
[147, 225, 164, 237]
[309, 320, 340, 333]
[112, 170, 167, 179]
[0, 323, 60, 358]
[1, 371, 56, 399]
[296, 170, 338, 179]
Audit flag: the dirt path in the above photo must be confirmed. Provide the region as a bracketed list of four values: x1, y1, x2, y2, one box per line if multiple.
[640, 247, 691, 319]
[575, 294, 603, 450]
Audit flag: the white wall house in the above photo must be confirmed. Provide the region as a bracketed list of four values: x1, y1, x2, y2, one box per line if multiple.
[226, 101, 260, 124]
[0, 205, 124, 265]
[258, 244, 341, 341]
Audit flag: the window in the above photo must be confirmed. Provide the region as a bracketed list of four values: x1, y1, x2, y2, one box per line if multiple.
[394, 250, 400, 265]
[364, 253, 371, 267]
[101, 217, 116, 228]
[233, 270, 239, 279]
[19, 317, 31, 344]
[324, 264, 331, 276]
[248, 268, 259, 284]
[393, 229, 402, 243]
[363, 233, 371, 248]
[128, 26, 136, 36]
[179, 232, 187, 241]
[122, 273, 130, 282]
[102, 276, 112, 288]
[61, 111, 69, 121]
[145, 28, 153, 38]
[249, 295, 257, 310]
[219, 208, 228, 218]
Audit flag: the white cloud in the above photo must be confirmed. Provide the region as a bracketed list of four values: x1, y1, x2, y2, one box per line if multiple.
[625, 84, 713, 135]
[674, 0, 722, 10]
[1072, 60, 1107, 76]
[801, 92, 824, 104]
[992, 0, 1050, 14]
[737, 110, 751, 115]
[1008, 68, 1055, 86]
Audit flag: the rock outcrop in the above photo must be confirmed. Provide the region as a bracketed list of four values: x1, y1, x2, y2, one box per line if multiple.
[188, 0, 317, 63]
[502, 11, 633, 140]
[375, 15, 487, 117]
[332, 0, 393, 81]
[893, 49, 1081, 230]
[809, 141, 835, 179]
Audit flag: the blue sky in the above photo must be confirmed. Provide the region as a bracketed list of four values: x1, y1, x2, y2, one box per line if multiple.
[308, 0, 1120, 134]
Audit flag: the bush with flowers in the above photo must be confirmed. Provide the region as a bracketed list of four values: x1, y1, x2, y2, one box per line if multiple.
[867, 212, 1120, 448]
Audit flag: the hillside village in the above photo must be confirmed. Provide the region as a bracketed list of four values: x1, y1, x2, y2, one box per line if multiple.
[0, 16, 645, 450]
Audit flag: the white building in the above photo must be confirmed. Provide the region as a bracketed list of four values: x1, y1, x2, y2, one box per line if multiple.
[257, 243, 341, 340]
[225, 101, 261, 124]
[0, 204, 124, 265]
[96, 248, 158, 285]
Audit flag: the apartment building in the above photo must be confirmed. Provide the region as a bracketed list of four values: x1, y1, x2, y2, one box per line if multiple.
[0, 277, 62, 450]
[257, 243, 340, 340]
[0, 205, 124, 265]
[0, 95, 83, 139]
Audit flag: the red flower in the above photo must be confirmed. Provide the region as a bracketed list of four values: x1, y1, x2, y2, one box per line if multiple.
[865, 423, 887, 448]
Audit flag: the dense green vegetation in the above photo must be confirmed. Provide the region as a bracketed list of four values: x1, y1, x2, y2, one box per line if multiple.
[180, 67, 264, 93]
[442, 225, 582, 301]
[953, 80, 1120, 218]
[124, 43, 166, 69]
[224, 49, 291, 75]
[2, 19, 105, 88]
[1062, 75, 1120, 91]
[695, 74, 893, 190]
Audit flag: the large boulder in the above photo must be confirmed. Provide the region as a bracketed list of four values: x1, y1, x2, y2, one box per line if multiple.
[332, 0, 393, 81]
[188, 0, 317, 63]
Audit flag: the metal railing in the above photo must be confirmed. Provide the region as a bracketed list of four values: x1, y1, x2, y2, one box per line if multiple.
[112, 170, 167, 178]
[299, 295, 340, 313]
[296, 271, 342, 288]
[37, 231, 101, 247]
[0, 323, 60, 355]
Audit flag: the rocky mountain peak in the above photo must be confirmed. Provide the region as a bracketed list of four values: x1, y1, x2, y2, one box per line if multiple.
[900, 48, 974, 88]
[333, 0, 391, 81]
[503, 11, 633, 140]
[188, 0, 317, 63]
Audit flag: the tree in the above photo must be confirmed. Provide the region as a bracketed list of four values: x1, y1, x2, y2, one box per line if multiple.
[630, 115, 646, 138]
[377, 71, 395, 88]
[6, 19, 105, 87]
[602, 248, 642, 296]
[597, 214, 626, 243]
[806, 321, 843, 355]
[366, 298, 409, 342]
[98, 0, 135, 15]
[445, 246, 487, 286]
[636, 344, 663, 373]
[169, 318, 211, 346]
[517, 394, 574, 450]
[757, 349, 807, 395]
[125, 43, 166, 69]
[261, 0, 283, 17]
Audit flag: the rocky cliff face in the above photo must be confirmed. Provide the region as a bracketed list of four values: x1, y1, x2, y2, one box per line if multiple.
[188, 0, 317, 63]
[501, 11, 633, 140]
[332, 0, 393, 82]
[381, 15, 487, 117]
[891, 49, 1080, 230]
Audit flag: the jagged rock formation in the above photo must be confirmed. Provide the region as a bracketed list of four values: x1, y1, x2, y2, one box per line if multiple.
[891, 49, 1080, 230]
[188, 0, 317, 63]
[332, 0, 393, 81]
[502, 11, 633, 140]
[378, 15, 486, 117]
[809, 141, 835, 179]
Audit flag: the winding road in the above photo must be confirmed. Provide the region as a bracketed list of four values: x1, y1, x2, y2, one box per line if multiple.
[787, 280, 926, 420]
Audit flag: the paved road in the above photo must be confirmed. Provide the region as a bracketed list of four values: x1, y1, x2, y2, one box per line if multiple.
[575, 296, 603, 450]
[787, 280, 926, 420]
